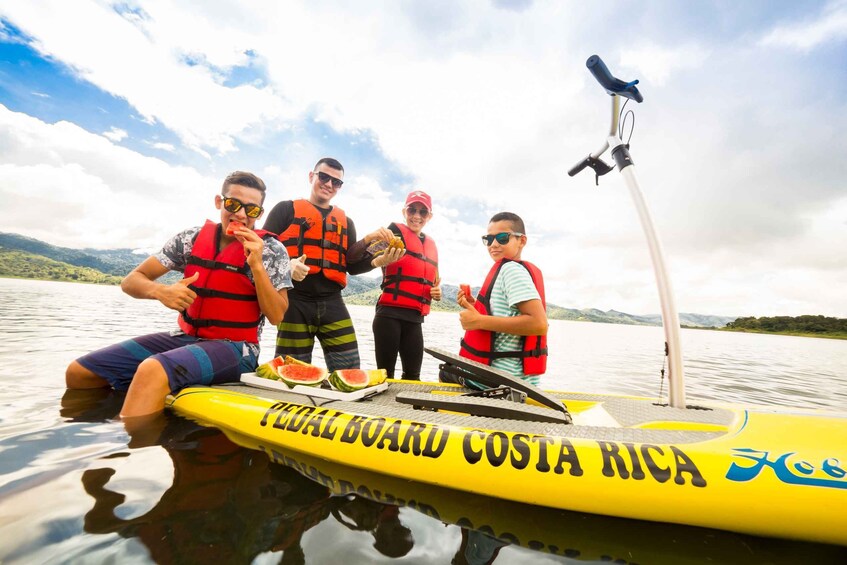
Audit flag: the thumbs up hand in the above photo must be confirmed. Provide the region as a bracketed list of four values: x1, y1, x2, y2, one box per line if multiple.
[290, 254, 310, 282]
[158, 272, 199, 311]
[458, 296, 483, 330]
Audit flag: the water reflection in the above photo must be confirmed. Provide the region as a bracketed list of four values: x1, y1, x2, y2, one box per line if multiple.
[62, 390, 322, 563]
[2, 278, 847, 563]
[242, 430, 847, 565]
[332, 498, 414, 558]
[451, 529, 509, 565]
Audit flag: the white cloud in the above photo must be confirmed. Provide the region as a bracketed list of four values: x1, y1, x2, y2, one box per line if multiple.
[0, 104, 214, 249]
[760, 0, 847, 51]
[102, 127, 127, 142]
[150, 141, 175, 152]
[620, 43, 710, 86]
[1, 1, 297, 155]
[1, 1, 846, 318]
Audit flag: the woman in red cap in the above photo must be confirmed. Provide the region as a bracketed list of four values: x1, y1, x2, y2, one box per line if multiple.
[371, 191, 441, 379]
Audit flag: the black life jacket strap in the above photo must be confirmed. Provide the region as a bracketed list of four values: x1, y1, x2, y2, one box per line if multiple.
[460, 339, 547, 360]
[182, 311, 261, 329]
[190, 286, 257, 301]
[381, 287, 431, 305]
[403, 249, 438, 268]
[382, 273, 433, 286]
[303, 257, 345, 270]
[186, 256, 249, 275]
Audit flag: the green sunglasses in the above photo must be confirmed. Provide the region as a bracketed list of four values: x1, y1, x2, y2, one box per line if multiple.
[481, 232, 524, 246]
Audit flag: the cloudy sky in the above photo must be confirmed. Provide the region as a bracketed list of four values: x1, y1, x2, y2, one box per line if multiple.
[1, 0, 845, 318]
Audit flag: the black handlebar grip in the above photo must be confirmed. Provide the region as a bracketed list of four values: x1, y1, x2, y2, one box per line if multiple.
[568, 156, 592, 177]
[585, 54, 643, 103]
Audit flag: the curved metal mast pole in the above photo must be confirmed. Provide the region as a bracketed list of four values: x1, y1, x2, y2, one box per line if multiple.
[569, 57, 686, 408]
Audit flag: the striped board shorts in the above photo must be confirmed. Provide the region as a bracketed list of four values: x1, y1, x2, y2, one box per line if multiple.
[75, 331, 258, 393]
[274, 293, 360, 371]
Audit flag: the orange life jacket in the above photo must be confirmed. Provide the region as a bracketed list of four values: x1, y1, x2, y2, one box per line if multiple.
[377, 223, 438, 315]
[459, 259, 548, 375]
[177, 220, 269, 343]
[278, 199, 348, 287]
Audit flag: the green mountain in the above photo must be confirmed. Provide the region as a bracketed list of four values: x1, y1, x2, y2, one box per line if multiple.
[0, 232, 144, 275]
[342, 278, 737, 327]
[1, 231, 736, 328]
[0, 248, 122, 285]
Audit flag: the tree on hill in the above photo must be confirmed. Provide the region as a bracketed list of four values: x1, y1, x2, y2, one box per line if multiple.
[0, 248, 122, 285]
[725, 315, 847, 335]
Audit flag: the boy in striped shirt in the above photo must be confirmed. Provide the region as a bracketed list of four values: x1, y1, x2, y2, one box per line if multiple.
[454, 212, 548, 385]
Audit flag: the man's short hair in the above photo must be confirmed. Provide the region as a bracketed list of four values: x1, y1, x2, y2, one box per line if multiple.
[489, 211, 526, 234]
[222, 171, 267, 203]
[314, 157, 344, 173]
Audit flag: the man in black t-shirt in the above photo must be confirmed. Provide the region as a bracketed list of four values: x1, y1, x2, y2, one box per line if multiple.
[263, 157, 403, 370]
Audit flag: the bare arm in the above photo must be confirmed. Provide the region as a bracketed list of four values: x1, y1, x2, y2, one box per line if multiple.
[122, 256, 199, 312]
[237, 227, 288, 326]
[458, 296, 548, 336]
[251, 265, 288, 326]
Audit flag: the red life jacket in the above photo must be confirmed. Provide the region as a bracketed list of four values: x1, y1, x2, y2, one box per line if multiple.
[459, 259, 548, 375]
[377, 223, 438, 315]
[177, 220, 269, 343]
[278, 199, 348, 287]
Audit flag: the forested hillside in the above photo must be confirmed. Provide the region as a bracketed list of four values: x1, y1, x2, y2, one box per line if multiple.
[0, 248, 122, 285]
[725, 315, 847, 339]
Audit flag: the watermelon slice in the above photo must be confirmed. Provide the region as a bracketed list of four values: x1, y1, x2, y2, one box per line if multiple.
[276, 364, 328, 387]
[459, 284, 475, 304]
[284, 355, 311, 367]
[329, 369, 371, 392]
[226, 220, 245, 236]
[256, 356, 285, 380]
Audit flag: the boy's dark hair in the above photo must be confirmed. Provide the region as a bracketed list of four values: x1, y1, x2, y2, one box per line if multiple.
[489, 212, 526, 234]
[222, 171, 267, 203]
[314, 157, 344, 173]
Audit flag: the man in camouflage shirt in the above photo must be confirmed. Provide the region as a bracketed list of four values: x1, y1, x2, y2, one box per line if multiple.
[65, 171, 291, 418]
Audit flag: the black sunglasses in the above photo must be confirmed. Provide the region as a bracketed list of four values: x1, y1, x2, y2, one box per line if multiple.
[222, 196, 264, 218]
[481, 232, 524, 246]
[315, 170, 344, 189]
[405, 206, 430, 217]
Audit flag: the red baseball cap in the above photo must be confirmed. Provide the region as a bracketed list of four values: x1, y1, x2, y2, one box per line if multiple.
[405, 190, 432, 211]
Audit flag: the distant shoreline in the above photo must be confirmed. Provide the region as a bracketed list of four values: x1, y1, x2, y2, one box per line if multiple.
[0, 273, 121, 285]
[4, 274, 845, 340]
[719, 327, 847, 341]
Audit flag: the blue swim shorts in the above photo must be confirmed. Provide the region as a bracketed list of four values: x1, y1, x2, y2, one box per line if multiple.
[75, 331, 258, 393]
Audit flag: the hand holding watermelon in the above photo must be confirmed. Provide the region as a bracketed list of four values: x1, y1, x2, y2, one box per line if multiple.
[459, 284, 475, 305]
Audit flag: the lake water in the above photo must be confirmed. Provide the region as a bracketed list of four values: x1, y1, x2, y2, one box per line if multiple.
[1, 277, 846, 564]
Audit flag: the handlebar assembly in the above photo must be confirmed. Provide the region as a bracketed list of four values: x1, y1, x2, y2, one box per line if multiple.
[568, 55, 643, 183]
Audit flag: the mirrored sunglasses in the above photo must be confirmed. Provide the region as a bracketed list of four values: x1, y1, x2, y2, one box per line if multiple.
[222, 196, 264, 218]
[481, 232, 524, 246]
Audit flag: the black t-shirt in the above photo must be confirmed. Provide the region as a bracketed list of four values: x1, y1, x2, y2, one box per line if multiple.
[263, 200, 374, 300]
